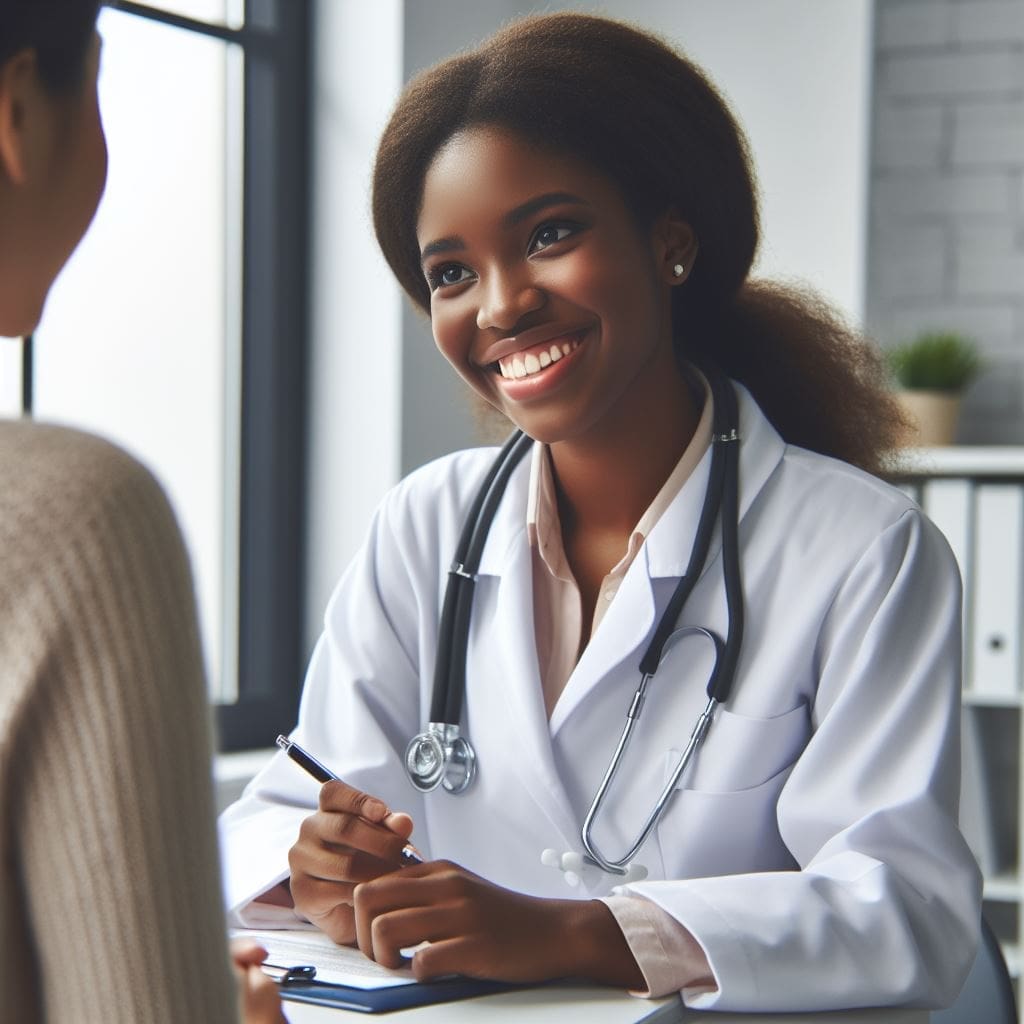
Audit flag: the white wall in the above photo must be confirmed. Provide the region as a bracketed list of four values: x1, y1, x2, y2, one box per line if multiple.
[592, 0, 874, 318]
[305, 0, 404, 655]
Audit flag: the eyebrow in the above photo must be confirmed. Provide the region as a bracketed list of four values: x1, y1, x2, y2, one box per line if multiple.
[419, 191, 591, 265]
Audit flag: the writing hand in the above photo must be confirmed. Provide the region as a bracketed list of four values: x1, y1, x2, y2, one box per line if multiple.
[288, 780, 415, 944]
[351, 860, 645, 988]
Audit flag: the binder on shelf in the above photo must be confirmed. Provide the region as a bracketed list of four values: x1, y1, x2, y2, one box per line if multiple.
[922, 478, 974, 679]
[923, 478, 972, 585]
[970, 485, 1024, 697]
[959, 707, 998, 874]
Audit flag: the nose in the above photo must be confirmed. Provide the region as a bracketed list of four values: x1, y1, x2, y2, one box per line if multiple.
[476, 267, 545, 332]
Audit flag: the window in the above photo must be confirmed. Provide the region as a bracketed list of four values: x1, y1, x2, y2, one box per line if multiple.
[6, 0, 311, 750]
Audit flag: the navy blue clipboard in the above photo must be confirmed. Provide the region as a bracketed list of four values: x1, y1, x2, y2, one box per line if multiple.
[280, 976, 520, 1014]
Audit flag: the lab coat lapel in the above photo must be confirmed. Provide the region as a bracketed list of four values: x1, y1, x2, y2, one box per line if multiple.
[472, 447, 580, 852]
[643, 381, 787, 578]
[550, 383, 786, 734]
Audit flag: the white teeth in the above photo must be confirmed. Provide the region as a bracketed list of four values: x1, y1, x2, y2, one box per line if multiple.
[497, 336, 581, 380]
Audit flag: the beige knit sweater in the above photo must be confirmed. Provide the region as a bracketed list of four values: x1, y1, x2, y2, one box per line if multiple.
[0, 421, 238, 1022]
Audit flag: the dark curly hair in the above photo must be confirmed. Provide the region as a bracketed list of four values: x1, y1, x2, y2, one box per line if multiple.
[0, 0, 103, 92]
[372, 12, 904, 476]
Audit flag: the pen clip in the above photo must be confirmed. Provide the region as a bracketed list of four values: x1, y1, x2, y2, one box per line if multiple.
[261, 962, 317, 985]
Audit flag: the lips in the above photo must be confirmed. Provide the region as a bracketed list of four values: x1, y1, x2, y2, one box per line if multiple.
[492, 331, 585, 380]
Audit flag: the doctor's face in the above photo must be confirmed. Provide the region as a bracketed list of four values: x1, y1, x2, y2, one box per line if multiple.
[417, 126, 682, 447]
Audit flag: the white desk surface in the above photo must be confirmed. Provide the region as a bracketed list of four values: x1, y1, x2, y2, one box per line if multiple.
[282, 986, 929, 1023]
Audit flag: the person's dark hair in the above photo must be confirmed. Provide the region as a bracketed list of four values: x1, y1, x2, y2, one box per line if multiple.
[0, 0, 103, 93]
[372, 12, 905, 476]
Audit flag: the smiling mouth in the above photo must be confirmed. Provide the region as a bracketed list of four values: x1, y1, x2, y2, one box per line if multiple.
[493, 334, 583, 380]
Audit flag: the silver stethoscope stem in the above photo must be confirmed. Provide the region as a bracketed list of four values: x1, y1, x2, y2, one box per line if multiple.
[581, 626, 722, 873]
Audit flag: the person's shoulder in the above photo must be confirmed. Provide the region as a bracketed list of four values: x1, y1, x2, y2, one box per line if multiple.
[773, 443, 917, 529]
[0, 420, 179, 571]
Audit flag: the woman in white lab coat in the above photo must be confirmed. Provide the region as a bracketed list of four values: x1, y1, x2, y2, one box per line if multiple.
[221, 12, 981, 1012]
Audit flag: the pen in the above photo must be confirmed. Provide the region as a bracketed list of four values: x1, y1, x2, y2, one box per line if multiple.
[276, 735, 424, 866]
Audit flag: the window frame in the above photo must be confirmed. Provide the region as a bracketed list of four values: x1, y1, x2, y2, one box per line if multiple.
[110, 0, 312, 750]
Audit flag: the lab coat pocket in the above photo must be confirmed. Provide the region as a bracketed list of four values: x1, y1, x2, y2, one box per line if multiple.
[654, 703, 809, 879]
[674, 702, 810, 795]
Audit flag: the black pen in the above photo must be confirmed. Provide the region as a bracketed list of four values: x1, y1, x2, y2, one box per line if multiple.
[276, 735, 424, 866]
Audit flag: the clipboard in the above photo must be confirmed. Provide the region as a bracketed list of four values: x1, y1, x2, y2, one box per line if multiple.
[279, 975, 521, 1013]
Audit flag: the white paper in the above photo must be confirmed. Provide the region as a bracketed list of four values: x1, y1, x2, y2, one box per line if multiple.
[233, 928, 416, 989]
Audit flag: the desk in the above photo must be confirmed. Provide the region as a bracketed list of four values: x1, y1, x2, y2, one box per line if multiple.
[281, 987, 929, 1023]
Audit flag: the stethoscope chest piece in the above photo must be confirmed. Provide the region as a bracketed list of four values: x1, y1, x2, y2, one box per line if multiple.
[405, 723, 476, 794]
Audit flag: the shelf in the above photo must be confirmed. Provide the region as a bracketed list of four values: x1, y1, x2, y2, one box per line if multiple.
[964, 690, 1024, 708]
[1005, 943, 1022, 980]
[891, 446, 1024, 477]
[985, 874, 1023, 902]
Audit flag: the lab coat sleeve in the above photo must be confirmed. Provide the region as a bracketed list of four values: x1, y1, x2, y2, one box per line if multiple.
[219, 487, 433, 923]
[617, 509, 982, 1012]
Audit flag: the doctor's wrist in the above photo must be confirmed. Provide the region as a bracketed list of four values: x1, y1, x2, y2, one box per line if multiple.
[554, 899, 645, 989]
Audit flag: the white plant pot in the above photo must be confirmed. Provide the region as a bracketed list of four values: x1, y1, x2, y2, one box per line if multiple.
[896, 389, 962, 447]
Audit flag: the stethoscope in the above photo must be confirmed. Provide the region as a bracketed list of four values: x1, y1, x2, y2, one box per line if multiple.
[405, 370, 743, 879]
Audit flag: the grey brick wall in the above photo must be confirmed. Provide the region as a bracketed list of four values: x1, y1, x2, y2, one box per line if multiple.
[867, 0, 1024, 442]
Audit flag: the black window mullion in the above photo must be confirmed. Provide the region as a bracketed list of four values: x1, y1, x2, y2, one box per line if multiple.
[217, 1, 310, 750]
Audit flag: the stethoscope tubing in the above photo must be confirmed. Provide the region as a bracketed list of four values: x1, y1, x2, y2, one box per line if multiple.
[580, 370, 744, 871]
[436, 430, 532, 725]
[414, 368, 744, 874]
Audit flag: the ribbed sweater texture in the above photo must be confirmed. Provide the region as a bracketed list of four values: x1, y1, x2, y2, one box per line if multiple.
[0, 421, 238, 1022]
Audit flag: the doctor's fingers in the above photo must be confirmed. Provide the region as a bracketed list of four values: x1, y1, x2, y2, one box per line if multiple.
[299, 807, 412, 864]
[287, 874, 359, 945]
[318, 778, 405, 825]
[352, 863, 486, 964]
[354, 902, 454, 970]
[289, 834, 400, 892]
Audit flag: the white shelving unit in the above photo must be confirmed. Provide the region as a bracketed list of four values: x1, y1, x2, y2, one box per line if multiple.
[895, 446, 1024, 1014]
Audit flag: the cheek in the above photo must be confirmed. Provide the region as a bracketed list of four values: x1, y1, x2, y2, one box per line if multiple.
[430, 300, 478, 377]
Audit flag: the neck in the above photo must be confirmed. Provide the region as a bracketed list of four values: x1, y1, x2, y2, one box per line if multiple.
[549, 359, 701, 537]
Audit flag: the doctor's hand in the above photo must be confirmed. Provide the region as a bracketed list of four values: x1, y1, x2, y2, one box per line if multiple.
[351, 860, 645, 988]
[288, 779, 415, 945]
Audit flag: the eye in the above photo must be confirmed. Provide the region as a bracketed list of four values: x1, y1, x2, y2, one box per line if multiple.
[528, 222, 578, 254]
[427, 263, 475, 291]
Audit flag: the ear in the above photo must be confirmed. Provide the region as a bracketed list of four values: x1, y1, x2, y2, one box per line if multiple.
[0, 50, 42, 186]
[653, 209, 699, 286]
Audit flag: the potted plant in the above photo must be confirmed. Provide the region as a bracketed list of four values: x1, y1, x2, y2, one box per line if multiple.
[886, 330, 981, 446]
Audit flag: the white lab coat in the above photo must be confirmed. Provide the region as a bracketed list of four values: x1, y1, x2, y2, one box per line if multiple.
[220, 383, 981, 1012]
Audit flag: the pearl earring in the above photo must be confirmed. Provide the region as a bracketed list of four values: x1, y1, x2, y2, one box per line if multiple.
[672, 263, 685, 278]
